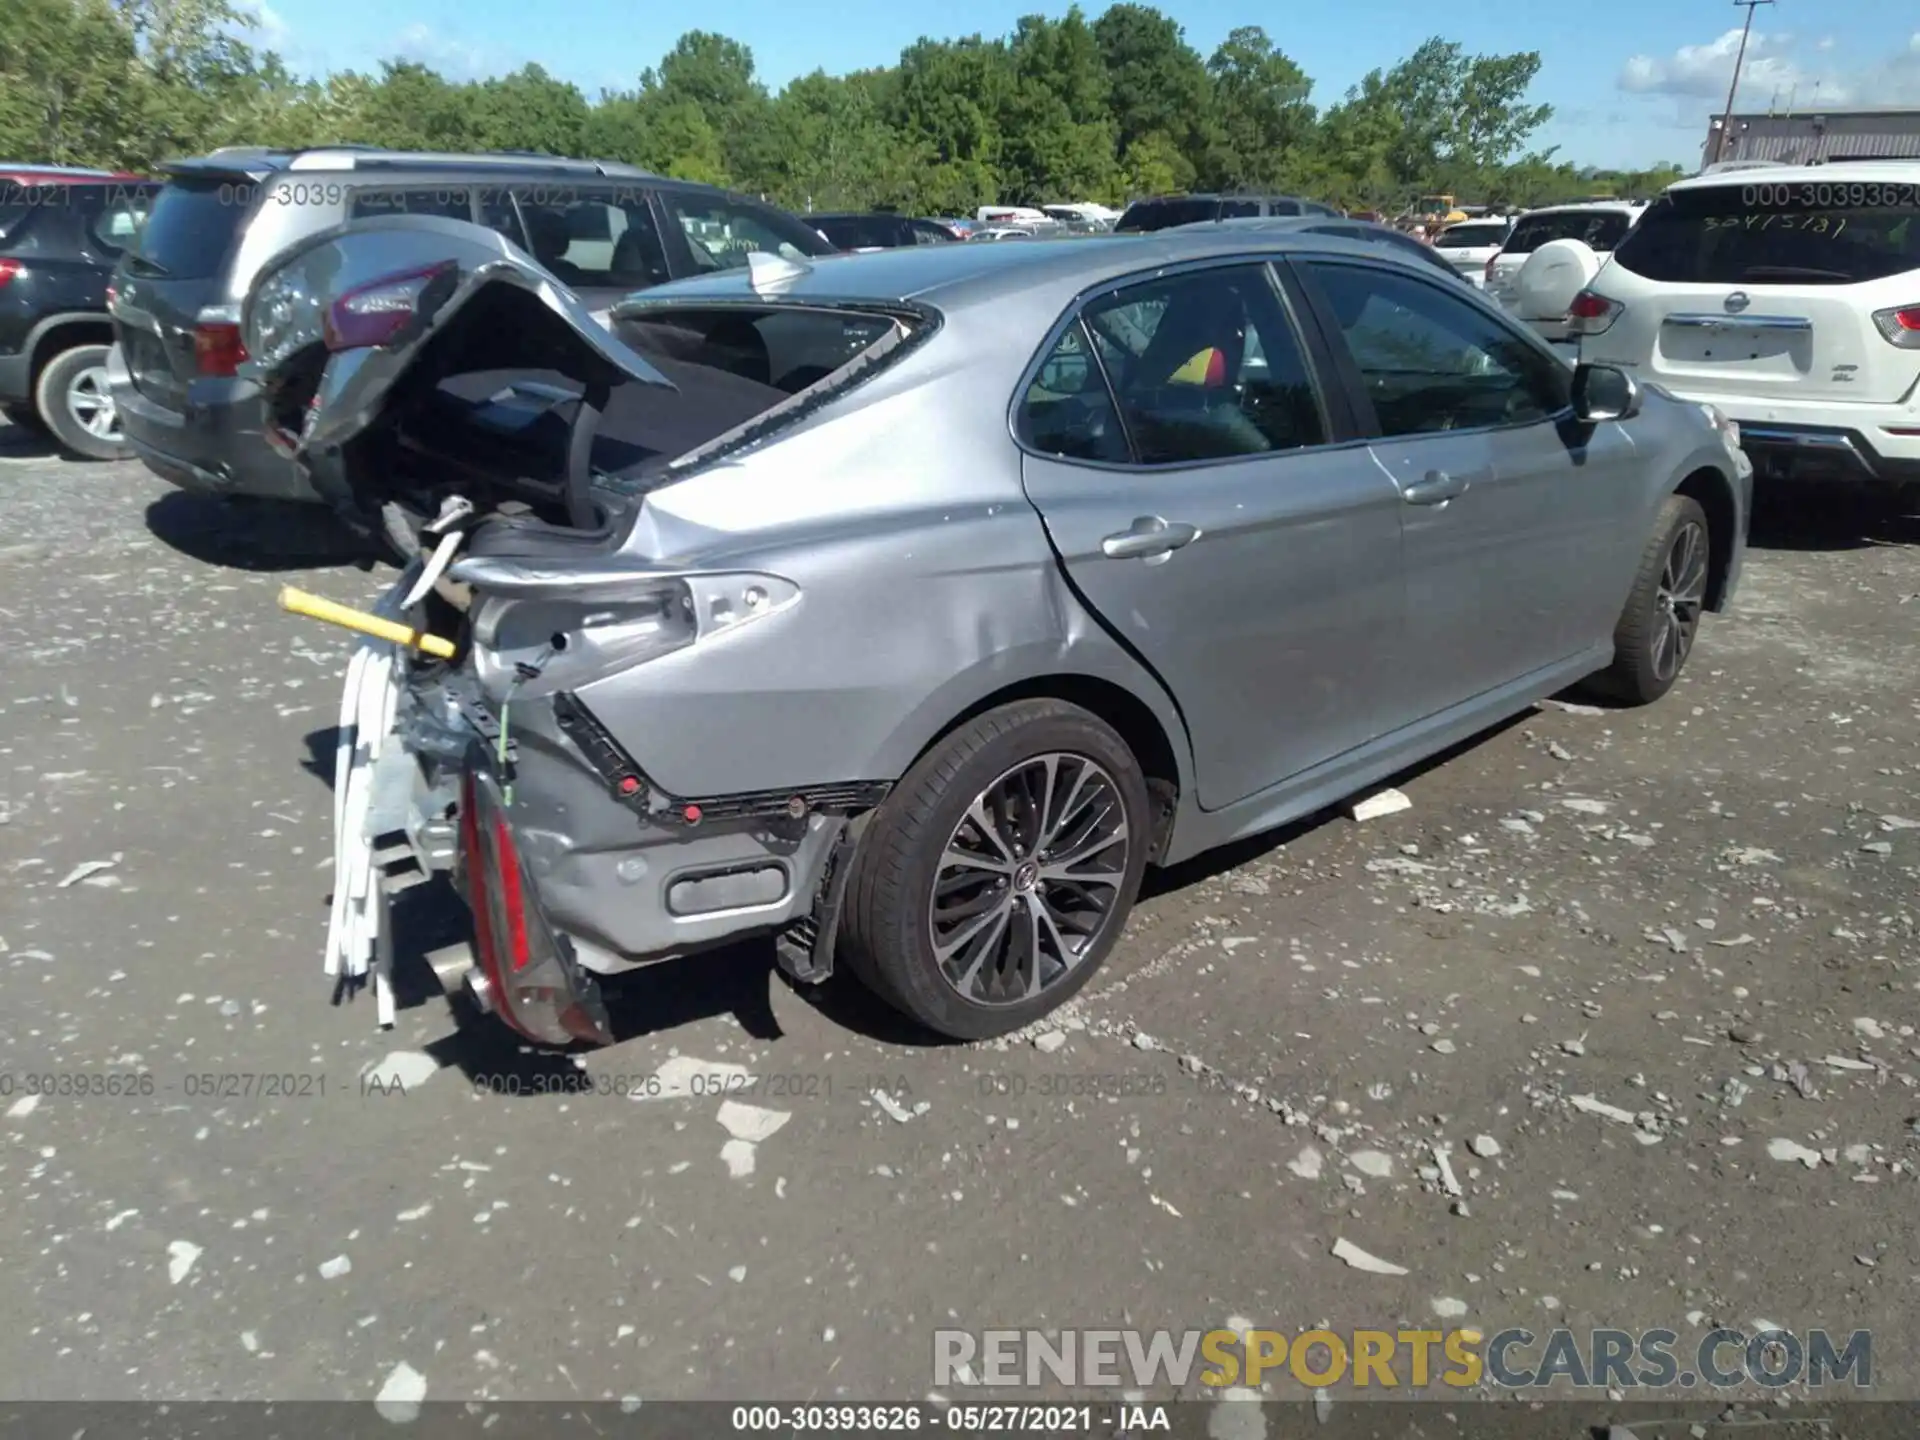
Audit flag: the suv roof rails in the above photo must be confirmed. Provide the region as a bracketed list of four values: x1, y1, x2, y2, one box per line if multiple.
[173, 145, 655, 179]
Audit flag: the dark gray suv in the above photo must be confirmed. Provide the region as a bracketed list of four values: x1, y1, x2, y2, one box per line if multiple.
[107, 146, 834, 505]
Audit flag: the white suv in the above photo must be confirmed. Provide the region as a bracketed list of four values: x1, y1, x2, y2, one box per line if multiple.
[1571, 163, 1920, 497]
[1485, 201, 1648, 339]
[1431, 216, 1512, 288]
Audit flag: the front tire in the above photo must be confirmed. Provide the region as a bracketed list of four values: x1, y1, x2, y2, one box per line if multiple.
[1586, 493, 1710, 706]
[35, 345, 128, 461]
[839, 699, 1150, 1040]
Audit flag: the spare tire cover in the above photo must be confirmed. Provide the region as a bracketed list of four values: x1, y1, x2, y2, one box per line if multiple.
[1513, 238, 1601, 321]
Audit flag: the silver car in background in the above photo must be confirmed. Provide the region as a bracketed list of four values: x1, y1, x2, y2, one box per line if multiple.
[247, 217, 1752, 1047]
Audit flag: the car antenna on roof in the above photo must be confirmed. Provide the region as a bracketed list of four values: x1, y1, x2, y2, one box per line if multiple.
[746, 249, 811, 295]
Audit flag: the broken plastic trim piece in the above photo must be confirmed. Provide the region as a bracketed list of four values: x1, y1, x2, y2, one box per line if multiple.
[548, 690, 891, 827]
[745, 249, 812, 295]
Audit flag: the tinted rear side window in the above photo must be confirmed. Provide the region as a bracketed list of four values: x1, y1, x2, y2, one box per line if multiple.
[0, 202, 32, 246]
[1436, 222, 1508, 249]
[130, 179, 249, 279]
[815, 216, 901, 249]
[656, 191, 836, 271]
[350, 188, 475, 222]
[1503, 211, 1631, 255]
[1116, 198, 1219, 232]
[1612, 187, 1920, 286]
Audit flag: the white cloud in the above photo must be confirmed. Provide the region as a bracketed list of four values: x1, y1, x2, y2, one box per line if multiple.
[393, 22, 488, 79]
[1620, 29, 1920, 109]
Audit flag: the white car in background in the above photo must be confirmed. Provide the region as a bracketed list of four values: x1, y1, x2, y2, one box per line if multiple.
[1432, 216, 1512, 288]
[1569, 161, 1920, 503]
[1485, 201, 1648, 340]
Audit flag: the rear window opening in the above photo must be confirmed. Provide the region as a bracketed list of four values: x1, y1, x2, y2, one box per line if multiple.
[1502, 211, 1633, 256]
[1435, 222, 1509, 249]
[1611, 187, 1920, 286]
[326, 288, 922, 535]
[127, 176, 250, 279]
[1116, 198, 1220, 232]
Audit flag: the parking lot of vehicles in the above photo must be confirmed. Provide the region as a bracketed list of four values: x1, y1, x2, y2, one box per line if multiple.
[1432, 215, 1513, 287]
[1114, 192, 1343, 232]
[1569, 160, 1920, 505]
[0, 175, 159, 459]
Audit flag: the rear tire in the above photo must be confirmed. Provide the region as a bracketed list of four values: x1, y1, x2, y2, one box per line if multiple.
[35, 344, 129, 461]
[839, 699, 1150, 1040]
[1584, 493, 1710, 706]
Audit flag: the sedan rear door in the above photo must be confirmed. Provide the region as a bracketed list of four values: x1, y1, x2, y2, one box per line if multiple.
[1016, 260, 1408, 812]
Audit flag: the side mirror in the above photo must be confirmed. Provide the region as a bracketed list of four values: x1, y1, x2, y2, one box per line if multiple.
[1571, 362, 1640, 422]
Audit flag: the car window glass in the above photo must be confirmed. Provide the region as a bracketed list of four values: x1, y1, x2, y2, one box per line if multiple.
[1612, 189, 1920, 286]
[477, 193, 526, 248]
[1436, 222, 1509, 249]
[1309, 262, 1569, 437]
[655, 191, 829, 271]
[910, 221, 953, 245]
[88, 187, 153, 250]
[1262, 199, 1302, 216]
[349, 188, 474, 222]
[128, 179, 245, 279]
[1018, 320, 1131, 464]
[1502, 210, 1631, 255]
[1221, 199, 1261, 218]
[509, 188, 671, 289]
[1080, 265, 1326, 464]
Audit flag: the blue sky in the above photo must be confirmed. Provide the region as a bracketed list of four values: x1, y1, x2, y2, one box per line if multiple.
[242, 0, 1920, 171]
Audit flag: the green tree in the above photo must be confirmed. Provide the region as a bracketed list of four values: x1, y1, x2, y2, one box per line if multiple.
[0, 0, 147, 165]
[1091, 5, 1209, 175]
[469, 64, 589, 156]
[1202, 26, 1313, 191]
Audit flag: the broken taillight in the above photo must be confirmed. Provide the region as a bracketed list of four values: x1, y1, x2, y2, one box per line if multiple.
[324, 260, 458, 353]
[193, 311, 248, 377]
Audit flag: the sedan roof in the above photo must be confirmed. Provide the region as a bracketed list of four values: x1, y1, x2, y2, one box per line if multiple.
[630, 228, 1448, 315]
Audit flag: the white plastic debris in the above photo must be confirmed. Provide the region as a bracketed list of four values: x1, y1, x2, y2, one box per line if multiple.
[1569, 1094, 1638, 1125]
[716, 1101, 791, 1143]
[361, 1051, 439, 1090]
[1432, 1144, 1463, 1197]
[6, 1095, 40, 1119]
[872, 1090, 914, 1123]
[166, 1240, 202, 1285]
[319, 1254, 353, 1280]
[636, 1055, 755, 1100]
[1349, 788, 1412, 822]
[1765, 1138, 1822, 1169]
[1288, 1145, 1324, 1179]
[719, 1139, 757, 1178]
[375, 1360, 427, 1424]
[1852, 1017, 1885, 1040]
[1331, 1237, 1409, 1276]
[1468, 1134, 1501, 1158]
[1430, 1297, 1468, 1318]
[1558, 798, 1612, 815]
[1348, 1149, 1393, 1178]
[57, 860, 117, 888]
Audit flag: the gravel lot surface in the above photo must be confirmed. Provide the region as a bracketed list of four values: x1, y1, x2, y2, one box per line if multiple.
[2, 424, 1916, 1429]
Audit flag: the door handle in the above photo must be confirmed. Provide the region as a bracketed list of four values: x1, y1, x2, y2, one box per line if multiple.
[1101, 515, 1201, 560]
[1402, 469, 1470, 506]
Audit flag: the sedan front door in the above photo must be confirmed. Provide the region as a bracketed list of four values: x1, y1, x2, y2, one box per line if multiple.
[1016, 261, 1407, 812]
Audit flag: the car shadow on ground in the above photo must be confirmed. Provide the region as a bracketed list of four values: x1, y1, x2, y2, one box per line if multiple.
[1748, 484, 1920, 552]
[145, 489, 379, 572]
[0, 422, 61, 461]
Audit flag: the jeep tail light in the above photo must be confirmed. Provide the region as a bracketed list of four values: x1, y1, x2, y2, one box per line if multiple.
[1870, 305, 1920, 350]
[193, 305, 247, 376]
[0, 258, 22, 288]
[324, 260, 458, 353]
[1567, 289, 1624, 336]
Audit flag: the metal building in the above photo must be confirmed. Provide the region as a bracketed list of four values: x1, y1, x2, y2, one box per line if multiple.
[1703, 106, 1920, 167]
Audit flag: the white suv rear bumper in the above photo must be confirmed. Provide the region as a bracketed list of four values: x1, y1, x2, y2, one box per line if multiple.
[1650, 384, 1920, 485]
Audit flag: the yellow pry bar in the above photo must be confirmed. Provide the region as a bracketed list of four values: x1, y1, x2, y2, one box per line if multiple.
[278, 586, 457, 659]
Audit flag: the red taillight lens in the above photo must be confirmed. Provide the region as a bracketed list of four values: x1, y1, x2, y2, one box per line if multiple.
[193, 321, 246, 376]
[0, 258, 22, 288]
[324, 260, 458, 353]
[1871, 305, 1920, 349]
[1566, 289, 1624, 336]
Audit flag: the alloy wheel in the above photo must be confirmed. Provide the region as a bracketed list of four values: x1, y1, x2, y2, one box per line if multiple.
[1652, 519, 1707, 682]
[927, 752, 1131, 1007]
[67, 365, 120, 443]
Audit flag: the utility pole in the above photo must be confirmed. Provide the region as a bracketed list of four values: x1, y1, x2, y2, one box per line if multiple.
[1715, 0, 1775, 163]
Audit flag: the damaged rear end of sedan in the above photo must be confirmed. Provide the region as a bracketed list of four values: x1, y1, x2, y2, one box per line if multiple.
[256, 214, 1163, 1047]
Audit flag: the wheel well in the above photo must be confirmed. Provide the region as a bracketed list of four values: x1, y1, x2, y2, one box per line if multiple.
[915, 675, 1184, 862]
[1675, 467, 1736, 611]
[30, 320, 114, 386]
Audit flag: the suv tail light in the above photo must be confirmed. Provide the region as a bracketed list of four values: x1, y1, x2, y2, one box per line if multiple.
[192, 305, 247, 377]
[0, 258, 21, 288]
[325, 260, 458, 353]
[1567, 289, 1624, 336]
[1870, 305, 1920, 350]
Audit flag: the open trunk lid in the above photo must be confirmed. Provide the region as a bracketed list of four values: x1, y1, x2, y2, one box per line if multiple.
[1594, 184, 1920, 406]
[241, 213, 924, 541]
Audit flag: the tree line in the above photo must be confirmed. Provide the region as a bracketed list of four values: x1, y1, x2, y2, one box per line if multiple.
[3, 0, 1686, 215]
